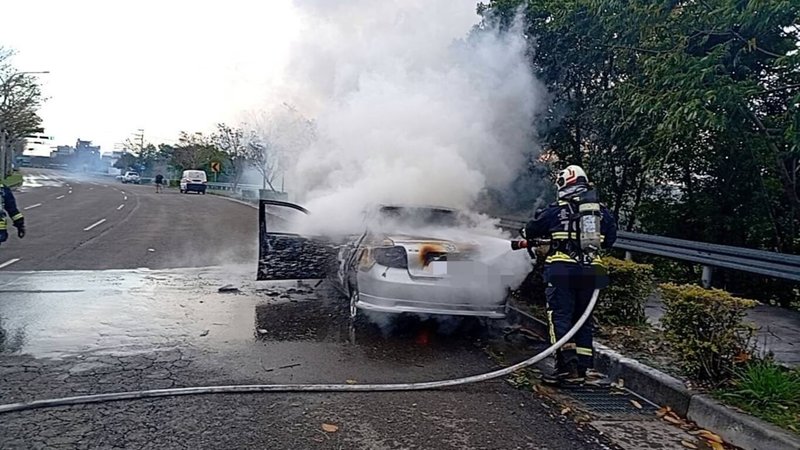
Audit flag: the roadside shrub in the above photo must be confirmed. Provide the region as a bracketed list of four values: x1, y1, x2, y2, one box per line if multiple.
[596, 257, 655, 326]
[661, 283, 757, 382]
[717, 360, 800, 432]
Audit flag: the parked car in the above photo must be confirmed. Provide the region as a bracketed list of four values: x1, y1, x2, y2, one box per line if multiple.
[257, 201, 530, 321]
[121, 171, 141, 184]
[180, 170, 207, 194]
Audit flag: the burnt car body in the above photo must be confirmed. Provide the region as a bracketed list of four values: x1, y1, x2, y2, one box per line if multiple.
[258, 200, 528, 320]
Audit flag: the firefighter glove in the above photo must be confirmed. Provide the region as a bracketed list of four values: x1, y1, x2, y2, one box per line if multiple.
[15, 219, 25, 239]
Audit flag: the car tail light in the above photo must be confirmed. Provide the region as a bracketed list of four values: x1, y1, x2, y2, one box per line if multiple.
[372, 246, 408, 269]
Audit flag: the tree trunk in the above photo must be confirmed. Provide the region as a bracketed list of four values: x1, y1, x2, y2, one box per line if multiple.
[626, 175, 647, 232]
[613, 160, 629, 219]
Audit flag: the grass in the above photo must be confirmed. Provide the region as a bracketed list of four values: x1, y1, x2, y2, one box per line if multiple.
[715, 361, 800, 433]
[1, 171, 23, 188]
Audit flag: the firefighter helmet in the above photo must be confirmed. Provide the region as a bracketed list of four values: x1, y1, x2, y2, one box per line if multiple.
[556, 165, 588, 189]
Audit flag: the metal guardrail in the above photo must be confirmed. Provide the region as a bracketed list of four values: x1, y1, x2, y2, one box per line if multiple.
[205, 182, 261, 192]
[498, 218, 800, 284]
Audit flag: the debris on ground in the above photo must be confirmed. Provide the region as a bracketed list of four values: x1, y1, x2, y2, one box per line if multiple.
[321, 423, 339, 433]
[199, 330, 209, 337]
[218, 284, 240, 293]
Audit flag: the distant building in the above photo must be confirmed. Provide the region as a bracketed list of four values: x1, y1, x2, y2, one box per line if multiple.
[53, 145, 74, 157]
[75, 139, 101, 155]
[22, 132, 55, 158]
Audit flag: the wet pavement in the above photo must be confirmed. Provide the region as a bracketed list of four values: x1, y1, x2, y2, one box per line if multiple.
[0, 266, 617, 449]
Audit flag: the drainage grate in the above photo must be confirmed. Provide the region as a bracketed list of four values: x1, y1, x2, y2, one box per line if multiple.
[561, 385, 657, 417]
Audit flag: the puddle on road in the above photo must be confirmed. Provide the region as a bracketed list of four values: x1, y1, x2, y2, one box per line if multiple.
[0, 266, 520, 380]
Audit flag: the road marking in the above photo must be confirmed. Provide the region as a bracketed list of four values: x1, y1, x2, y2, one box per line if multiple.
[124, 195, 128, 200]
[0, 258, 20, 270]
[83, 219, 107, 231]
[117, 204, 125, 210]
[24, 203, 42, 210]
[56, 195, 65, 199]
[89, 188, 94, 191]
[68, 190, 73, 194]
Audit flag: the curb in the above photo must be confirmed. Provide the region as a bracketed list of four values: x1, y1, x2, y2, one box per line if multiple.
[506, 304, 800, 450]
[207, 191, 258, 210]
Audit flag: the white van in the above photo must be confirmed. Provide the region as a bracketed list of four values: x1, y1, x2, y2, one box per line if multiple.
[180, 170, 207, 194]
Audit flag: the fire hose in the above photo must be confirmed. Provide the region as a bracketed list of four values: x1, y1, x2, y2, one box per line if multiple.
[0, 241, 598, 415]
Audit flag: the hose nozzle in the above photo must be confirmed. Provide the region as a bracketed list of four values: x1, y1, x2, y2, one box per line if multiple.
[510, 240, 529, 251]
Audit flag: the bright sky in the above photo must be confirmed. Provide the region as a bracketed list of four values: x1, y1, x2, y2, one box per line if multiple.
[0, 0, 302, 152]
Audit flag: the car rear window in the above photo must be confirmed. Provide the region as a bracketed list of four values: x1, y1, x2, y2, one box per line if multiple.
[378, 206, 459, 227]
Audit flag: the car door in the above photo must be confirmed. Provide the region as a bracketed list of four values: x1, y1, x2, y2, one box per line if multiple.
[257, 200, 339, 280]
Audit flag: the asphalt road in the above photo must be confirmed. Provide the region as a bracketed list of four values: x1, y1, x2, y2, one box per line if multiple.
[0, 168, 257, 271]
[0, 169, 660, 449]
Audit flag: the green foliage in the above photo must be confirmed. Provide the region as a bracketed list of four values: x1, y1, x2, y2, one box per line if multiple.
[717, 360, 800, 432]
[661, 283, 757, 381]
[113, 153, 138, 171]
[477, 1, 800, 270]
[1, 171, 22, 188]
[596, 257, 655, 326]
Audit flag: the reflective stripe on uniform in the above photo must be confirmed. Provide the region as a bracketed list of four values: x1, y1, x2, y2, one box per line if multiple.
[11, 213, 23, 221]
[551, 232, 578, 239]
[576, 347, 593, 356]
[546, 251, 578, 264]
[547, 310, 557, 344]
[0, 220, 6, 230]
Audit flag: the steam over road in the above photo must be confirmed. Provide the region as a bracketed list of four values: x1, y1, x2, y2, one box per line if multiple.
[0, 169, 257, 271]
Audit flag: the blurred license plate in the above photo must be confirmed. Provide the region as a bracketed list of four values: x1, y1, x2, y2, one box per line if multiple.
[430, 261, 447, 275]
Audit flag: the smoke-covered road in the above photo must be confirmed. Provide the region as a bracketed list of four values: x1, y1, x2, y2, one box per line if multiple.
[0, 169, 256, 271]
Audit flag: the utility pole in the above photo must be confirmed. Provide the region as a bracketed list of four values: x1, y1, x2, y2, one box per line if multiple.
[133, 129, 145, 154]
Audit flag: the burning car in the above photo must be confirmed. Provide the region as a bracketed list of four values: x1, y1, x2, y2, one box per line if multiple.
[257, 201, 530, 321]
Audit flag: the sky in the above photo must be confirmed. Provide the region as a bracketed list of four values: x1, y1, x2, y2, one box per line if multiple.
[0, 0, 302, 152]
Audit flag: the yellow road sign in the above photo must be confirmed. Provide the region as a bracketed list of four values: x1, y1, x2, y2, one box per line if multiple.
[211, 161, 221, 173]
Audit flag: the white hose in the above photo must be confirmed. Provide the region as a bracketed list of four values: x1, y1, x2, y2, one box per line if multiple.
[0, 289, 599, 415]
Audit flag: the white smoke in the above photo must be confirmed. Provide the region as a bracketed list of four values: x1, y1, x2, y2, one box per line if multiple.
[274, 0, 544, 235]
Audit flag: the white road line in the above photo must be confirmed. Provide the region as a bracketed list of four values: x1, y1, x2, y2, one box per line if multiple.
[83, 219, 107, 231]
[0, 258, 21, 270]
[124, 196, 128, 200]
[68, 190, 73, 194]
[117, 204, 125, 210]
[24, 203, 42, 210]
[56, 195, 65, 199]
[89, 188, 94, 191]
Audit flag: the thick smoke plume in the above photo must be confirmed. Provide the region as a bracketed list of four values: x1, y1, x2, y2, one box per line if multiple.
[278, 0, 544, 235]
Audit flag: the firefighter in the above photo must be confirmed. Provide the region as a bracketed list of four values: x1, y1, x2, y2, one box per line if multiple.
[524, 165, 617, 384]
[0, 182, 26, 247]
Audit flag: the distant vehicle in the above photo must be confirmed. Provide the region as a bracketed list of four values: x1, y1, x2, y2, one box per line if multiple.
[180, 170, 207, 194]
[121, 171, 141, 184]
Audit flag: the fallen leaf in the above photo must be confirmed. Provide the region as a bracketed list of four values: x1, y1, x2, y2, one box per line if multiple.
[345, 379, 357, 385]
[663, 414, 682, 425]
[321, 423, 339, 433]
[788, 424, 798, 433]
[656, 406, 671, 418]
[709, 442, 724, 450]
[697, 430, 723, 444]
[560, 407, 571, 415]
[630, 400, 642, 409]
[680, 440, 698, 449]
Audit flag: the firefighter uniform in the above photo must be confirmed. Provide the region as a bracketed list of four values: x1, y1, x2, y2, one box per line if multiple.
[0, 183, 25, 246]
[525, 198, 617, 375]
